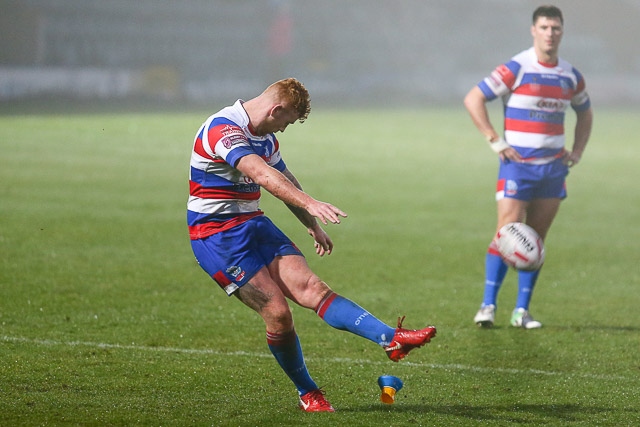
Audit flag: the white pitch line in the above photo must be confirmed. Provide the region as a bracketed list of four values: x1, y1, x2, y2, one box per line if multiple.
[1, 335, 631, 382]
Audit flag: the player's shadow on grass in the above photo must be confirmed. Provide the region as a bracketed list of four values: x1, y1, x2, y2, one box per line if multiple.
[345, 403, 634, 423]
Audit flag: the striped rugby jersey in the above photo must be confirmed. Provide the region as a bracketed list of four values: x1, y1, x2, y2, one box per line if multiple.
[478, 47, 591, 161]
[187, 100, 286, 240]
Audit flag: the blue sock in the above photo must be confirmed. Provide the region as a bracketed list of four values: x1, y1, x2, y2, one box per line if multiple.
[482, 250, 509, 307]
[316, 292, 396, 346]
[266, 329, 317, 396]
[515, 269, 541, 310]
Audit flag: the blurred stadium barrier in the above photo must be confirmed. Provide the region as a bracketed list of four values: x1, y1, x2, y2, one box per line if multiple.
[1, 0, 638, 106]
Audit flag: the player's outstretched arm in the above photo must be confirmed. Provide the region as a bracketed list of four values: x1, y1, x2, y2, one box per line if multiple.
[281, 168, 340, 256]
[236, 154, 347, 226]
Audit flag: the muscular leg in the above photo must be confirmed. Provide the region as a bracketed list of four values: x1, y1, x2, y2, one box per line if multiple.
[525, 197, 562, 240]
[495, 196, 562, 239]
[514, 197, 562, 311]
[496, 197, 529, 231]
[266, 254, 331, 310]
[479, 197, 530, 309]
[269, 255, 395, 346]
[235, 266, 294, 333]
[480, 197, 559, 311]
[235, 266, 318, 395]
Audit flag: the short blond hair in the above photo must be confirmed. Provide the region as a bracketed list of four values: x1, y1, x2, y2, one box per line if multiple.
[266, 78, 311, 123]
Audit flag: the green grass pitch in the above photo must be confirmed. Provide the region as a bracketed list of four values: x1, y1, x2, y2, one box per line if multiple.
[1, 107, 639, 426]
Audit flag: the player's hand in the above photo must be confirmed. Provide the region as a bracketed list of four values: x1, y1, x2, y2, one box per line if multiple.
[499, 146, 522, 163]
[563, 151, 581, 167]
[306, 200, 347, 225]
[308, 224, 334, 256]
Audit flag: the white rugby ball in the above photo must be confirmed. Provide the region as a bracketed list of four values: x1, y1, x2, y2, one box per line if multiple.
[494, 222, 545, 271]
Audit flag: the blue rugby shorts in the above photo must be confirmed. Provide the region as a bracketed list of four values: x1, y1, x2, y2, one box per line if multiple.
[496, 159, 569, 201]
[190, 215, 303, 295]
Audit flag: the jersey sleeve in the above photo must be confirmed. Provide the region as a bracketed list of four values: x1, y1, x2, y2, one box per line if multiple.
[205, 121, 255, 167]
[570, 67, 591, 112]
[268, 136, 286, 172]
[478, 60, 521, 100]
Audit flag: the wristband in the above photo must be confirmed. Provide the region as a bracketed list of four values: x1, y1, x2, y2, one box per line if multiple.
[487, 137, 510, 153]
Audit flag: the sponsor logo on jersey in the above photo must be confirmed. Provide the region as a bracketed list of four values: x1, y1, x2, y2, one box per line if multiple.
[249, 139, 274, 162]
[540, 73, 559, 80]
[489, 70, 502, 87]
[234, 183, 260, 193]
[536, 99, 565, 111]
[220, 125, 247, 149]
[220, 125, 242, 136]
[221, 134, 246, 149]
[495, 64, 511, 80]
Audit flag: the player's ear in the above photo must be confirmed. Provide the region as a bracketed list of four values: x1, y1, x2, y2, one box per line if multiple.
[270, 104, 284, 118]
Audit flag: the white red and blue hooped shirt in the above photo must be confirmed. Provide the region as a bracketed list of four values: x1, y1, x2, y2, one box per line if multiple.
[478, 47, 591, 163]
[187, 100, 286, 240]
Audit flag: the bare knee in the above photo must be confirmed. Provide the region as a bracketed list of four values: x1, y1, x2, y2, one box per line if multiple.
[235, 282, 294, 332]
[262, 303, 294, 333]
[296, 275, 332, 309]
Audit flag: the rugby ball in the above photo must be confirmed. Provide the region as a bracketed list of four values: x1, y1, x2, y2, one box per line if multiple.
[494, 222, 545, 271]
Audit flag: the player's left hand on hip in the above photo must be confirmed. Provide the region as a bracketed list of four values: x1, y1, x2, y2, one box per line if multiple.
[564, 152, 581, 167]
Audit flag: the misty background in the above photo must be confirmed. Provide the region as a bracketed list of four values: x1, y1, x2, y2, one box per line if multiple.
[1, 0, 639, 108]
